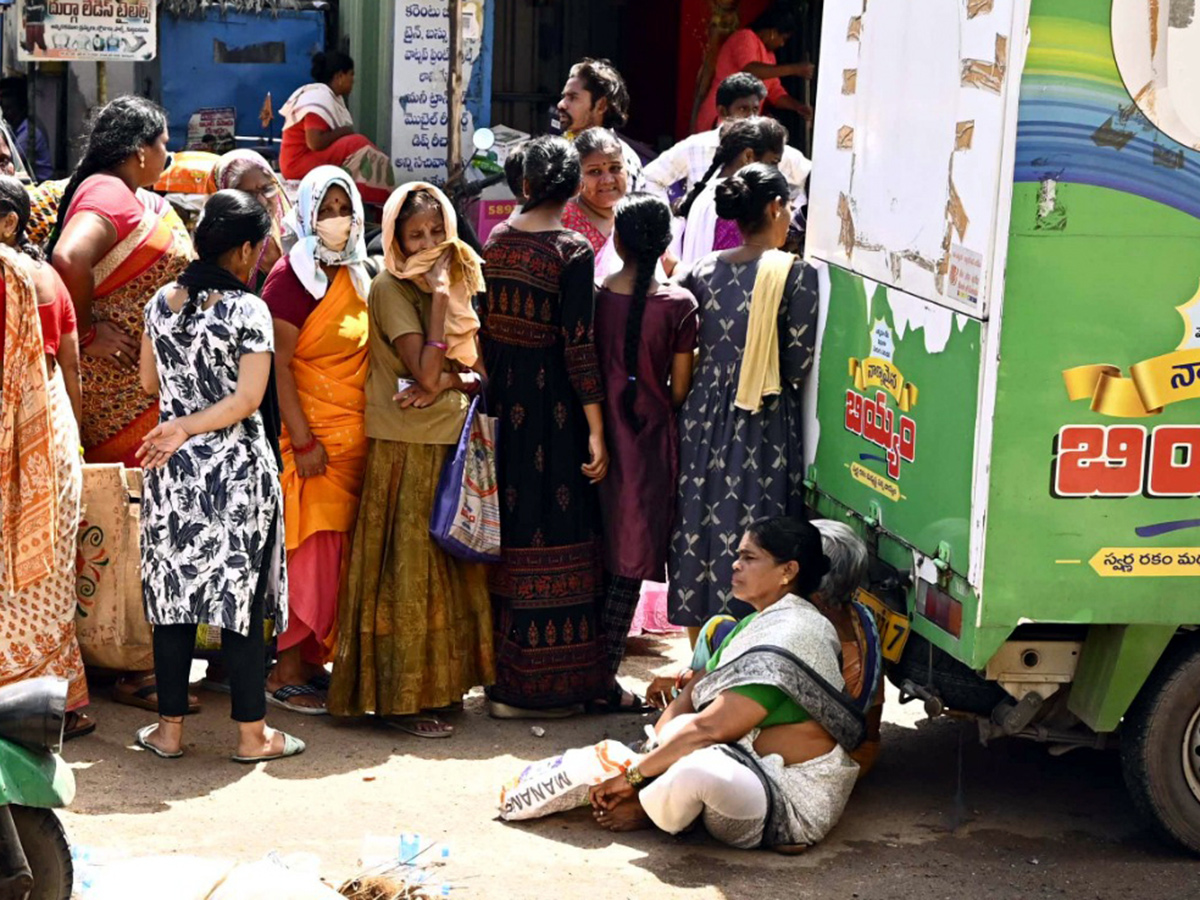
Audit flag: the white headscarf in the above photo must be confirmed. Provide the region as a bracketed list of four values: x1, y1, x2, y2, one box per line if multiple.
[282, 165, 370, 300]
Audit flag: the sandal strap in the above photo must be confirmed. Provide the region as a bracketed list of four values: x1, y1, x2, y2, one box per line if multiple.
[271, 683, 320, 701]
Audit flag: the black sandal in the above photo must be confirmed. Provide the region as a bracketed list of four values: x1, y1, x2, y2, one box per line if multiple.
[588, 681, 651, 715]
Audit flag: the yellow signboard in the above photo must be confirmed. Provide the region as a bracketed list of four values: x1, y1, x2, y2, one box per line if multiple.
[1088, 547, 1200, 577]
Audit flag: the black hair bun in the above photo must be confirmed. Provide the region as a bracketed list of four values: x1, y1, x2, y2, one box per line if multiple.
[714, 174, 752, 221]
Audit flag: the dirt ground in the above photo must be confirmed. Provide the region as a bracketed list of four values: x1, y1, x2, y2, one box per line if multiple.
[60, 634, 1200, 899]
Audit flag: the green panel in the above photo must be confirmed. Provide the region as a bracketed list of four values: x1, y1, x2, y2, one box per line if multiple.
[1068, 625, 1175, 732]
[811, 270, 981, 575]
[983, 183, 1200, 631]
[339, 0, 397, 152]
[0, 743, 74, 808]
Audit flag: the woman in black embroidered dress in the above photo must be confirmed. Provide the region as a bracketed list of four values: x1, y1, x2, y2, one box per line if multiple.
[482, 136, 611, 716]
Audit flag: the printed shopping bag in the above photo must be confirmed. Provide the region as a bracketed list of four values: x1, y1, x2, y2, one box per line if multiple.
[430, 395, 501, 562]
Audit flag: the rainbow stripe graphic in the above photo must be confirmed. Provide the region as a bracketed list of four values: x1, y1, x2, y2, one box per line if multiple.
[1015, 16, 1200, 219]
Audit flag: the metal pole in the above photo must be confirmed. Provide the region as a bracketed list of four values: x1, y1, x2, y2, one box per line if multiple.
[96, 61, 107, 106]
[447, 0, 464, 179]
[27, 66, 37, 179]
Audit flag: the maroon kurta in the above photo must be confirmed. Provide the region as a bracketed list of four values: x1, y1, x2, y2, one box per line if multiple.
[594, 284, 699, 579]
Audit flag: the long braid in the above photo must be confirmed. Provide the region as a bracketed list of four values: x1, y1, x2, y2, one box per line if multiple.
[678, 116, 787, 221]
[47, 96, 167, 255]
[613, 193, 673, 433]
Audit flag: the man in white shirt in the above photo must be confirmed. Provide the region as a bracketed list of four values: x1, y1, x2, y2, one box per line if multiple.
[644, 73, 811, 206]
[557, 58, 643, 192]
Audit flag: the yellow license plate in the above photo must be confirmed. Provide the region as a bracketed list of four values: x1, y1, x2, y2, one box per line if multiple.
[855, 588, 911, 663]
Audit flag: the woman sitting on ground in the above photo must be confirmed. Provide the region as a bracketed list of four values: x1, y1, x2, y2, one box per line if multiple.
[279, 51, 396, 206]
[647, 518, 885, 778]
[590, 516, 865, 850]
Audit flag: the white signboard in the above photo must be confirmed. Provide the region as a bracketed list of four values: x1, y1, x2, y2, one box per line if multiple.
[17, 0, 156, 62]
[391, 1, 487, 185]
[806, 0, 1030, 318]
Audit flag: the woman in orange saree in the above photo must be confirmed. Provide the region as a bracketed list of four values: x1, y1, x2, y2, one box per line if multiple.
[261, 166, 371, 714]
[50, 96, 194, 468]
[0, 240, 90, 731]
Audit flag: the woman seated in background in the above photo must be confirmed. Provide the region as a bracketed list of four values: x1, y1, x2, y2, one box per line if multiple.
[209, 149, 294, 287]
[648, 518, 885, 778]
[280, 51, 396, 206]
[590, 516, 865, 850]
[674, 117, 786, 270]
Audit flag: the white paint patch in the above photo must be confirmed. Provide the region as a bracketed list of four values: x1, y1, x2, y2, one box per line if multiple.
[887, 287, 956, 354]
[802, 262, 833, 472]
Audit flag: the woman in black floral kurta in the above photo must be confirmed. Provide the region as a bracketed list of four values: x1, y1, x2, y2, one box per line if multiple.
[134, 191, 301, 763]
[481, 136, 610, 715]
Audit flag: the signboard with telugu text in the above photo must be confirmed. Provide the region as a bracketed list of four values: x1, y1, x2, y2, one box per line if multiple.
[390, 0, 491, 185]
[17, 0, 156, 62]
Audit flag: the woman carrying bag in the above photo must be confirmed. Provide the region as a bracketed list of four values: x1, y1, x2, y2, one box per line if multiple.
[327, 183, 494, 738]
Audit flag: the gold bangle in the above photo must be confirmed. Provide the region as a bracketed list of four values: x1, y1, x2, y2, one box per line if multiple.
[625, 763, 646, 790]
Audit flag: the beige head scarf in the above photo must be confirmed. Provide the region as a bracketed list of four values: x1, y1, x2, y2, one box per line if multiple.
[381, 182, 485, 367]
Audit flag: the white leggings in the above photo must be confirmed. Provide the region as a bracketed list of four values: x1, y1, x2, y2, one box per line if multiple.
[638, 715, 768, 848]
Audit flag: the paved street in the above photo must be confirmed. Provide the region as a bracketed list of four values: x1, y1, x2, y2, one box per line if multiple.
[61, 634, 1200, 899]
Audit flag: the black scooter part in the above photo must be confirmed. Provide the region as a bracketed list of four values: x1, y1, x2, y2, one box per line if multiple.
[0, 805, 33, 900]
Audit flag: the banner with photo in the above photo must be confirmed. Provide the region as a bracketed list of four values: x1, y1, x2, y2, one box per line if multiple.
[17, 0, 156, 62]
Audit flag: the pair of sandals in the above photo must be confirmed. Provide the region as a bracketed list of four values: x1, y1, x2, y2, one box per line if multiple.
[135, 721, 306, 763]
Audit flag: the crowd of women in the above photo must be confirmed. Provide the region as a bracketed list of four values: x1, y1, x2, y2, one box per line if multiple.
[0, 22, 884, 844]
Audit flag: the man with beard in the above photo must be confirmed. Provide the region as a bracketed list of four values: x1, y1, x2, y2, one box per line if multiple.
[556, 58, 643, 191]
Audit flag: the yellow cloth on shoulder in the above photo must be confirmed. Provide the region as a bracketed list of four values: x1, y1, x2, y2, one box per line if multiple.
[735, 249, 795, 413]
[381, 182, 485, 367]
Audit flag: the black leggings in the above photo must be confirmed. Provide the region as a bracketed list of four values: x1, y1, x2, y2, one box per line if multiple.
[153, 515, 275, 723]
[601, 574, 643, 678]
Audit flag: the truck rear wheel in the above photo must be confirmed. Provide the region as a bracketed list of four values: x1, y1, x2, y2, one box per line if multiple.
[1121, 638, 1200, 855]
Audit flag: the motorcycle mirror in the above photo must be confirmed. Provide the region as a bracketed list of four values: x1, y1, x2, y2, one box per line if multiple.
[472, 127, 496, 153]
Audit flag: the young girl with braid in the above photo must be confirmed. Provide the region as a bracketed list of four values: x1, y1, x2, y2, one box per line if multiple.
[674, 116, 786, 269]
[592, 194, 699, 711]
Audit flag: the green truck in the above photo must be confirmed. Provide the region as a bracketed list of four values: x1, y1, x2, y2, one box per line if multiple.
[804, 0, 1200, 852]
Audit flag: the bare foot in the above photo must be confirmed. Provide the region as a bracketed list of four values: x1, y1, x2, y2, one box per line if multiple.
[141, 719, 183, 755]
[593, 797, 653, 833]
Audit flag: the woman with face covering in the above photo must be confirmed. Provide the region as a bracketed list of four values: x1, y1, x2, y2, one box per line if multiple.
[133, 190, 299, 763]
[209, 149, 294, 285]
[254, 166, 371, 714]
[326, 182, 493, 738]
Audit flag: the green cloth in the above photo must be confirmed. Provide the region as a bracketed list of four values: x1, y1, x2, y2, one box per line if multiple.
[706, 613, 811, 727]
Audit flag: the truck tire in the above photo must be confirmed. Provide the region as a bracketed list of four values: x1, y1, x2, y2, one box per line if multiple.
[890, 632, 1007, 715]
[1121, 638, 1200, 855]
[9, 806, 73, 900]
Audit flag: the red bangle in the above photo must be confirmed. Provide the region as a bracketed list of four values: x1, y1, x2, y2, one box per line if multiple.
[293, 435, 318, 455]
[80, 325, 97, 349]
[425, 340, 449, 351]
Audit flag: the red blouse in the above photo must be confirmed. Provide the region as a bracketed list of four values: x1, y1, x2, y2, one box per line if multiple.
[38, 275, 77, 357]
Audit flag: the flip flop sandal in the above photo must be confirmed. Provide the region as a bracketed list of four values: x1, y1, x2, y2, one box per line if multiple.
[232, 731, 306, 764]
[114, 678, 201, 713]
[265, 683, 328, 716]
[135, 724, 183, 759]
[382, 715, 455, 739]
[307, 671, 332, 692]
[64, 713, 96, 742]
[588, 681, 652, 715]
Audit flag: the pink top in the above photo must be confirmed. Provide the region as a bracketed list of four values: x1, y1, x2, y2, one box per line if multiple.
[63, 173, 145, 241]
[695, 29, 788, 132]
[38, 276, 77, 358]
